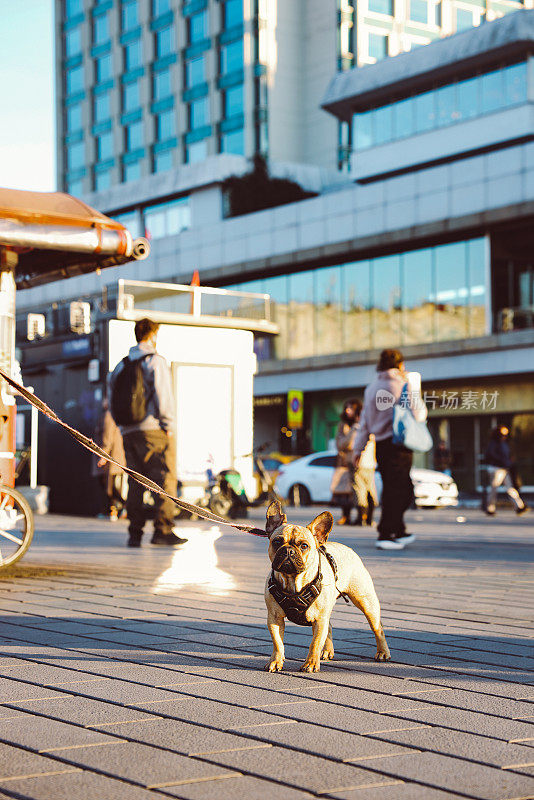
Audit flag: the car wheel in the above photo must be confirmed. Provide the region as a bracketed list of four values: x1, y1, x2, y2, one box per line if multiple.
[288, 484, 311, 507]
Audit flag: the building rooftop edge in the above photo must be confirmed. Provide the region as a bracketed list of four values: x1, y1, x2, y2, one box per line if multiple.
[322, 8, 534, 120]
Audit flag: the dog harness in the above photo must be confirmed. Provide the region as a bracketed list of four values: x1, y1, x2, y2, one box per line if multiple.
[268, 547, 350, 626]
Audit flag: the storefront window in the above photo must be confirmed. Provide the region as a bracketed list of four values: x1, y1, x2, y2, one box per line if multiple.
[372, 255, 401, 349]
[434, 241, 469, 340]
[288, 271, 315, 359]
[315, 266, 342, 356]
[402, 248, 434, 344]
[343, 260, 372, 351]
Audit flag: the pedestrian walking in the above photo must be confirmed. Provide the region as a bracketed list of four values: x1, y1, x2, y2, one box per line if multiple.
[484, 426, 528, 516]
[109, 318, 188, 547]
[330, 399, 359, 525]
[94, 398, 127, 521]
[433, 439, 452, 476]
[353, 431, 378, 527]
[352, 349, 428, 550]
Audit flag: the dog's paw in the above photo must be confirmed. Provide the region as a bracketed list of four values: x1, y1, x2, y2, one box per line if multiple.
[265, 658, 284, 672]
[321, 647, 334, 661]
[375, 649, 391, 661]
[300, 658, 321, 672]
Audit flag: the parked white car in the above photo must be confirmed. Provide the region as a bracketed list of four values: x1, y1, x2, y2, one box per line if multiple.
[275, 450, 459, 508]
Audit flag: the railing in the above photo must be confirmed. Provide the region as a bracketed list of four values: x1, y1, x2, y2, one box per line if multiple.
[497, 306, 534, 332]
[116, 279, 278, 334]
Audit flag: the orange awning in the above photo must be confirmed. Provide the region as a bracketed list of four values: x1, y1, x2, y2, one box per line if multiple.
[0, 188, 149, 289]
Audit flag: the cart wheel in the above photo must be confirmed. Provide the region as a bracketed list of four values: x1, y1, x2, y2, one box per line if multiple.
[0, 486, 34, 568]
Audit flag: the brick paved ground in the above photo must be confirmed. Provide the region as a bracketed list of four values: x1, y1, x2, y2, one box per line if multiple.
[0, 507, 532, 799]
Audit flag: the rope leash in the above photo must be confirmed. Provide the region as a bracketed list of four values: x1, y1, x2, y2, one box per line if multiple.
[0, 367, 268, 538]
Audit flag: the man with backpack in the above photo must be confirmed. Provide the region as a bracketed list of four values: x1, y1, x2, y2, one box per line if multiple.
[109, 318, 187, 548]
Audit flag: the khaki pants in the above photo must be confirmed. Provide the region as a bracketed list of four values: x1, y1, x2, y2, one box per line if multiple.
[123, 430, 177, 538]
[487, 467, 524, 513]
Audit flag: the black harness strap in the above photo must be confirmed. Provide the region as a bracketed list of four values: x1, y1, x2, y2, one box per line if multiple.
[268, 568, 322, 626]
[268, 549, 350, 626]
[319, 546, 351, 604]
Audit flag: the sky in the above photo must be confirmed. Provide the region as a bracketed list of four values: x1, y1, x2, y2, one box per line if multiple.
[0, 0, 56, 192]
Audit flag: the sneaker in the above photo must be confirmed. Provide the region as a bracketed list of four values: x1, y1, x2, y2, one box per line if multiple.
[516, 505, 529, 515]
[395, 533, 416, 545]
[127, 536, 142, 548]
[151, 532, 188, 546]
[375, 537, 405, 550]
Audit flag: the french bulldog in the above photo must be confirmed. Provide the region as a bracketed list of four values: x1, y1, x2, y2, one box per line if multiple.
[264, 500, 390, 672]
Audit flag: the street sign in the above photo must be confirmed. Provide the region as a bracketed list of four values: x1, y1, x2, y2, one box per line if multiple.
[287, 390, 304, 429]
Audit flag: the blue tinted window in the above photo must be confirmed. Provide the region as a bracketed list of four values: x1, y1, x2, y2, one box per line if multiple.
[96, 130, 113, 160]
[354, 110, 372, 150]
[152, 0, 171, 16]
[65, 26, 82, 58]
[123, 160, 142, 183]
[66, 103, 83, 132]
[95, 53, 112, 83]
[436, 83, 456, 126]
[144, 198, 190, 238]
[481, 69, 504, 113]
[66, 64, 84, 95]
[394, 97, 414, 138]
[114, 210, 143, 237]
[224, 84, 243, 118]
[67, 177, 84, 195]
[124, 40, 142, 71]
[125, 120, 143, 150]
[94, 91, 111, 122]
[185, 56, 205, 88]
[188, 10, 208, 43]
[153, 149, 173, 173]
[224, 0, 243, 27]
[374, 104, 393, 145]
[368, 0, 393, 12]
[189, 97, 209, 130]
[409, 0, 428, 22]
[186, 139, 208, 163]
[122, 81, 140, 111]
[156, 108, 175, 140]
[368, 32, 388, 60]
[455, 7, 473, 30]
[65, 0, 83, 17]
[505, 61, 527, 105]
[155, 25, 174, 57]
[122, 0, 138, 31]
[220, 128, 244, 154]
[67, 140, 85, 170]
[153, 68, 172, 100]
[93, 13, 109, 45]
[220, 39, 243, 74]
[456, 76, 478, 120]
[414, 90, 435, 132]
[94, 169, 112, 191]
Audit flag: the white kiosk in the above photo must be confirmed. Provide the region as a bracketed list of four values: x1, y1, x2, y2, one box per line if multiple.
[107, 279, 277, 502]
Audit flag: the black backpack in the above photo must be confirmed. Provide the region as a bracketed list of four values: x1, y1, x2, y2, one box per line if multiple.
[110, 355, 149, 426]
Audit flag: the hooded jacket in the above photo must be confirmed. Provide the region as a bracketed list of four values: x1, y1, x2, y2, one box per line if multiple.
[352, 368, 427, 456]
[108, 341, 175, 435]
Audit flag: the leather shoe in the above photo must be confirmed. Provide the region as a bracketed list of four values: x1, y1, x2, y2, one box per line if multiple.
[151, 532, 188, 546]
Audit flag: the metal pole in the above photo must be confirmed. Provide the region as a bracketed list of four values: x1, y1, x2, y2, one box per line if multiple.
[30, 392, 38, 490]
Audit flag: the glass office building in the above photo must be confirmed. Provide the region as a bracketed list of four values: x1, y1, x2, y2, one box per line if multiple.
[57, 0, 531, 192]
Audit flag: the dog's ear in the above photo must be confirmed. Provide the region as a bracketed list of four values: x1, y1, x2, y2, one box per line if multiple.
[307, 511, 333, 544]
[266, 500, 287, 534]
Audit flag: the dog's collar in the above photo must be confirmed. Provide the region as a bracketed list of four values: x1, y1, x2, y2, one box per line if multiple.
[268, 567, 322, 626]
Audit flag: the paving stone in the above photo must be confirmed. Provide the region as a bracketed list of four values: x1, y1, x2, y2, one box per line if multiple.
[0, 715, 119, 752]
[131, 697, 293, 730]
[48, 740, 239, 788]
[50, 678, 187, 705]
[0, 742, 77, 781]
[197, 745, 391, 794]
[367, 750, 534, 799]
[9, 696, 162, 727]
[328, 781, 466, 799]
[365, 725, 534, 768]
[0, 679, 65, 704]
[162, 773, 315, 799]
[0, 768, 166, 799]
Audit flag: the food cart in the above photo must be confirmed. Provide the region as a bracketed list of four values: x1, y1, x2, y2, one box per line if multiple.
[0, 187, 149, 566]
